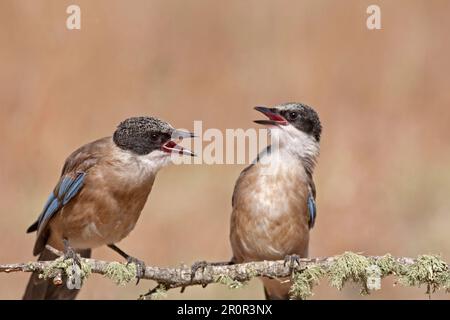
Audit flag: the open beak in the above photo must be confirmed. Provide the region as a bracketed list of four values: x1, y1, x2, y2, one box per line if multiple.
[161, 129, 196, 156]
[254, 106, 288, 126]
[171, 129, 197, 140]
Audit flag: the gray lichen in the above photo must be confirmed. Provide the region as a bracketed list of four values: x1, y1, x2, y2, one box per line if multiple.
[328, 252, 371, 294]
[366, 265, 382, 291]
[214, 274, 246, 289]
[103, 262, 136, 286]
[289, 264, 325, 299]
[398, 254, 450, 294]
[26, 262, 37, 272]
[33, 251, 449, 299]
[206, 253, 449, 299]
[148, 285, 168, 300]
[288, 253, 450, 299]
[371, 254, 403, 276]
[39, 257, 91, 285]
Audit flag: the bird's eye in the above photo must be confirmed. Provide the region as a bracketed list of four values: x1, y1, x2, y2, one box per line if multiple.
[288, 112, 298, 120]
[150, 133, 159, 141]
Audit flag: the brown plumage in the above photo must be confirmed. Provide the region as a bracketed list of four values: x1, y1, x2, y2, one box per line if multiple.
[230, 156, 311, 299]
[230, 103, 321, 299]
[24, 137, 158, 299]
[24, 117, 194, 299]
[32, 138, 156, 255]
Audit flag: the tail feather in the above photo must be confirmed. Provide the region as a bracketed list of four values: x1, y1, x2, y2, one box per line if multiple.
[23, 248, 91, 300]
[26, 220, 38, 233]
[262, 277, 292, 300]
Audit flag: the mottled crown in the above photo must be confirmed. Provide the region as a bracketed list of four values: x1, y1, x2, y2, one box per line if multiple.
[113, 116, 173, 155]
[117, 117, 172, 134]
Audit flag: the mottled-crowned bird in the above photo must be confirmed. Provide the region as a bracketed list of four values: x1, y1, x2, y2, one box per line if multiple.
[23, 116, 194, 300]
[230, 103, 322, 299]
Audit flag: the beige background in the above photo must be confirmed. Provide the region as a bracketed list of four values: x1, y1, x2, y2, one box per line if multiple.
[0, 0, 449, 299]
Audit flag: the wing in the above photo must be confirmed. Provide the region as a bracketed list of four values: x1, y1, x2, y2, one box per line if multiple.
[28, 172, 86, 235]
[307, 180, 317, 229]
[231, 163, 254, 208]
[28, 171, 87, 255]
[27, 137, 109, 255]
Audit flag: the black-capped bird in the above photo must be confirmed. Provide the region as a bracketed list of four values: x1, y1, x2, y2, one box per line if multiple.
[23, 116, 194, 300]
[230, 103, 322, 299]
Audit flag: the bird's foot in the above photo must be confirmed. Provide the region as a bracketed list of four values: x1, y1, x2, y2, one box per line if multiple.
[126, 256, 146, 285]
[284, 254, 301, 271]
[190, 260, 209, 288]
[62, 239, 81, 266]
[189, 260, 234, 289]
[106, 244, 146, 285]
[62, 239, 84, 289]
[181, 260, 235, 293]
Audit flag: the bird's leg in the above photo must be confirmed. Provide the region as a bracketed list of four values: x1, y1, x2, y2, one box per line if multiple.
[284, 254, 302, 271]
[62, 238, 84, 289]
[62, 238, 81, 266]
[107, 244, 146, 284]
[189, 260, 235, 288]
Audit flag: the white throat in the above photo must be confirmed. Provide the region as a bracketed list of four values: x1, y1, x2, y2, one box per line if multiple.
[258, 125, 320, 175]
[114, 147, 172, 180]
[269, 125, 319, 159]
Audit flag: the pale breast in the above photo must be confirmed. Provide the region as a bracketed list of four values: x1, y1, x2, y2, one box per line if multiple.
[230, 156, 310, 262]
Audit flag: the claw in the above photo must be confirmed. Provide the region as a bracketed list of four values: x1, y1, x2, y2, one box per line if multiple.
[189, 260, 234, 289]
[63, 239, 81, 266]
[190, 261, 212, 288]
[127, 256, 146, 285]
[284, 254, 301, 271]
[62, 239, 83, 289]
[190, 260, 208, 282]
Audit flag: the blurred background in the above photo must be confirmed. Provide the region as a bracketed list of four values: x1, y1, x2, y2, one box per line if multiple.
[0, 0, 449, 299]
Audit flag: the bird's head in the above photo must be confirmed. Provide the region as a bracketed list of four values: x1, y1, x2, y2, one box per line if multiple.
[254, 102, 322, 157]
[113, 116, 195, 157]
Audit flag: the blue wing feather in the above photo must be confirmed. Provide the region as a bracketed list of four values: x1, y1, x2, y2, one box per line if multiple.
[307, 193, 316, 229]
[37, 195, 59, 227]
[58, 176, 74, 197]
[62, 173, 85, 205]
[35, 172, 86, 233]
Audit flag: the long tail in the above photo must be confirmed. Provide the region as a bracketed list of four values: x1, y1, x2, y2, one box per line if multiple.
[262, 277, 292, 300]
[23, 248, 91, 300]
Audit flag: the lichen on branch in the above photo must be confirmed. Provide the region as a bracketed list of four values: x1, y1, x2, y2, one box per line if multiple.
[1, 251, 448, 299]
